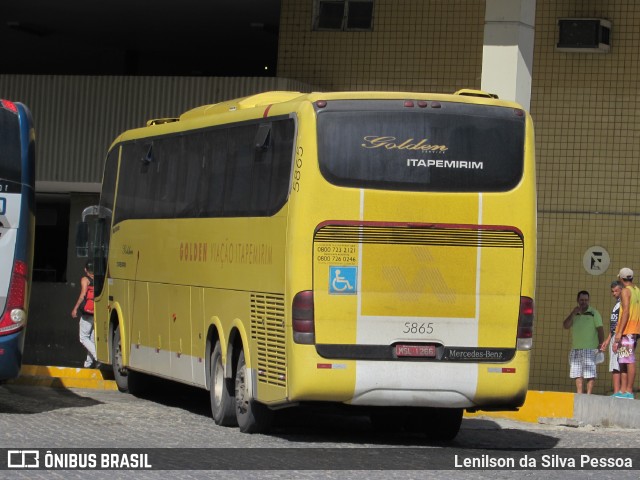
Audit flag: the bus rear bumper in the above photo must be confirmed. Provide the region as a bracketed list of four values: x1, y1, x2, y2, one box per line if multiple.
[348, 360, 479, 408]
[287, 349, 529, 410]
[351, 388, 472, 408]
[0, 330, 25, 381]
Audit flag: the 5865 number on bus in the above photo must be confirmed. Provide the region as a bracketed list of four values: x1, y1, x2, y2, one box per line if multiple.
[403, 322, 434, 335]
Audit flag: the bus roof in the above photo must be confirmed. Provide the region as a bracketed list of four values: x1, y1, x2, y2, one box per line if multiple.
[114, 89, 525, 148]
[175, 89, 516, 122]
[179, 91, 308, 121]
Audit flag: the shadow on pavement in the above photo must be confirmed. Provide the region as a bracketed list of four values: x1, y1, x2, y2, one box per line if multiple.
[0, 384, 103, 414]
[127, 373, 212, 417]
[129, 375, 561, 448]
[271, 407, 561, 448]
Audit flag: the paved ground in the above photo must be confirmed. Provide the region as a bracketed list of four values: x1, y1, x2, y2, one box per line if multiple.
[0, 382, 638, 479]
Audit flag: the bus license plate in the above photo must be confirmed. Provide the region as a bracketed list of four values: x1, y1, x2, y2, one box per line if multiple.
[395, 345, 436, 358]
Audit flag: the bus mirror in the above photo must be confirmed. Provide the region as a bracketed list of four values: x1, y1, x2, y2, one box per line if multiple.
[254, 124, 271, 151]
[75, 222, 89, 257]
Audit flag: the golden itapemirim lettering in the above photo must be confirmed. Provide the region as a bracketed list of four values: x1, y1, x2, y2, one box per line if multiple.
[210, 241, 273, 267]
[179, 242, 208, 262]
[179, 241, 273, 266]
[361, 136, 448, 152]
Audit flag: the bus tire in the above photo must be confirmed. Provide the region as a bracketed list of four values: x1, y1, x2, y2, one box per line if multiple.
[234, 349, 273, 433]
[112, 325, 129, 393]
[210, 342, 236, 426]
[417, 407, 463, 442]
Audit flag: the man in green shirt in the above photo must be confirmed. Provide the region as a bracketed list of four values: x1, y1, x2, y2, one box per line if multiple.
[563, 290, 605, 394]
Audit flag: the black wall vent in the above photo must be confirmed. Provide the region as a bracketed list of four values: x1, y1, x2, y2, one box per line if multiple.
[557, 18, 611, 53]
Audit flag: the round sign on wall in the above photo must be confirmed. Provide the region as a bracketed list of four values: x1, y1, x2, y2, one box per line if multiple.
[582, 246, 610, 276]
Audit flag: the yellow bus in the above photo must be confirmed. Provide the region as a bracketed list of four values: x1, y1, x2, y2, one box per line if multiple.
[77, 90, 536, 441]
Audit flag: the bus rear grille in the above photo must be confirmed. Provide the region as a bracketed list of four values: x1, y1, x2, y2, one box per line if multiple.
[250, 293, 286, 387]
[314, 224, 524, 248]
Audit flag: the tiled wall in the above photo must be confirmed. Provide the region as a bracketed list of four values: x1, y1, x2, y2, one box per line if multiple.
[278, 0, 484, 92]
[278, 0, 640, 395]
[531, 1, 640, 394]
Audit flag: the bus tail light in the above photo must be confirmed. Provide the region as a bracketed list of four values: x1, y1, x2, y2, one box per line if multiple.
[517, 296, 534, 350]
[0, 260, 28, 335]
[1, 99, 18, 114]
[292, 290, 315, 344]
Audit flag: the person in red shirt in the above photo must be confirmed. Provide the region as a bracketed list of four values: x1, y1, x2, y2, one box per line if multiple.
[71, 261, 99, 368]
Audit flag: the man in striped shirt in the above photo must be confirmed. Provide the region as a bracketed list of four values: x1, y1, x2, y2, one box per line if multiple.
[600, 280, 622, 395]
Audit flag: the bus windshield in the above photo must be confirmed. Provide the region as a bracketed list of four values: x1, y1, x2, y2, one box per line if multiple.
[0, 104, 22, 187]
[317, 101, 525, 192]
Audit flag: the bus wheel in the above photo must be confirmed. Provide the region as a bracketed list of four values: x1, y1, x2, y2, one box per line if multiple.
[210, 342, 236, 426]
[111, 325, 129, 393]
[234, 349, 273, 433]
[415, 407, 463, 442]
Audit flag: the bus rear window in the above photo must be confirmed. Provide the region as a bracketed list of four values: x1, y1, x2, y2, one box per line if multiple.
[0, 106, 21, 185]
[317, 101, 526, 192]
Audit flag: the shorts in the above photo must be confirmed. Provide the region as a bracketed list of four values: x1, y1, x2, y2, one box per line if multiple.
[609, 337, 620, 372]
[569, 349, 597, 379]
[617, 334, 637, 364]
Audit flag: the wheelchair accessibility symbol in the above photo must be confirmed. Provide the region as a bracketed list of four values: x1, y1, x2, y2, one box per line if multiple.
[329, 266, 357, 295]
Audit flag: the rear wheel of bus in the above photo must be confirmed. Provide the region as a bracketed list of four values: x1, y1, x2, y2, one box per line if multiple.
[210, 341, 236, 426]
[111, 324, 148, 395]
[111, 325, 129, 393]
[234, 349, 273, 433]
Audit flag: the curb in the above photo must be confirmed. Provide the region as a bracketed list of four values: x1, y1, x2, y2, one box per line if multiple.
[466, 391, 640, 429]
[7, 364, 118, 391]
[465, 390, 575, 424]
